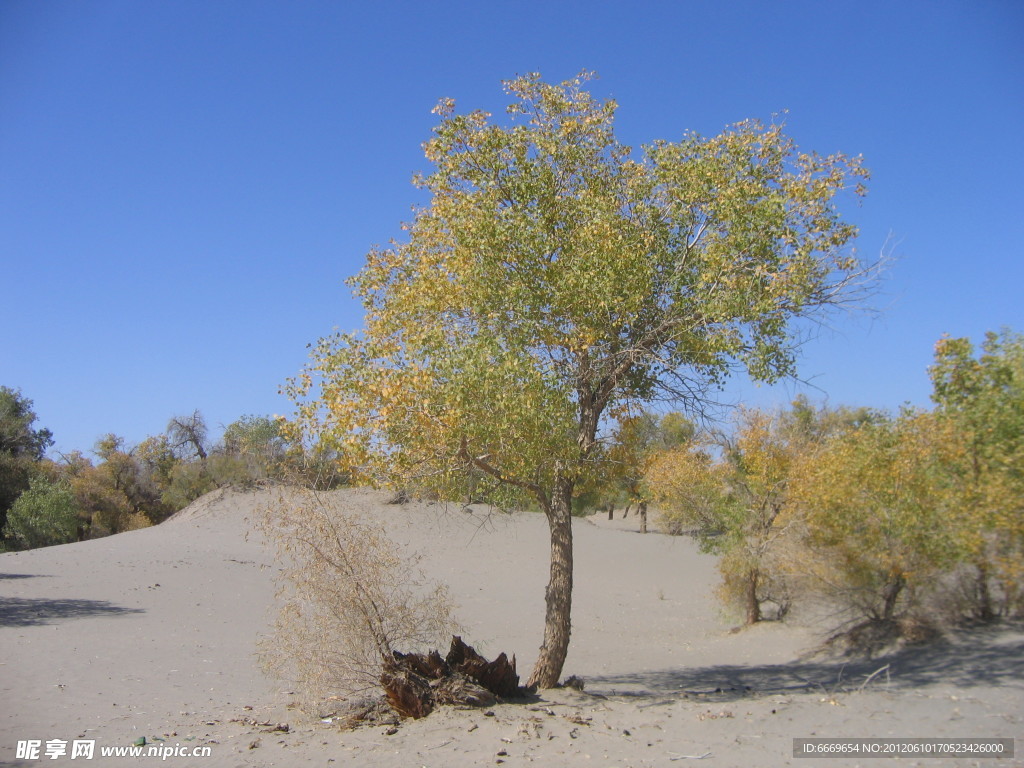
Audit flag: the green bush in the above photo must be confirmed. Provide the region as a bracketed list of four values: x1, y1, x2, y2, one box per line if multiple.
[3, 477, 79, 549]
[161, 461, 216, 511]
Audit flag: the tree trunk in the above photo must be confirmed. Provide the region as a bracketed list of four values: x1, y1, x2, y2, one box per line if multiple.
[527, 477, 574, 689]
[745, 568, 761, 625]
[606, 504, 613, 521]
[881, 572, 905, 621]
[975, 560, 995, 621]
[639, 501, 648, 534]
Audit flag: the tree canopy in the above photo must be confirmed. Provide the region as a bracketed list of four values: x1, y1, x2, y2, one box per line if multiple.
[0, 387, 53, 460]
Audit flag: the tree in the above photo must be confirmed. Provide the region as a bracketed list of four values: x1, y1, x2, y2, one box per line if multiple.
[648, 400, 879, 624]
[787, 410, 964, 627]
[929, 329, 1024, 617]
[605, 411, 693, 530]
[0, 387, 53, 459]
[0, 387, 54, 538]
[135, 434, 179, 497]
[645, 438, 728, 537]
[709, 409, 797, 624]
[63, 435, 162, 535]
[167, 410, 209, 461]
[648, 409, 791, 624]
[287, 73, 875, 687]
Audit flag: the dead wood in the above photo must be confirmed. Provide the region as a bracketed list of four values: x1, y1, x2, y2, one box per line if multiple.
[445, 636, 520, 698]
[380, 635, 521, 719]
[380, 661, 434, 719]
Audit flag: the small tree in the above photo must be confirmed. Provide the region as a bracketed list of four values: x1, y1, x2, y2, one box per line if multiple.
[605, 411, 693, 530]
[648, 409, 795, 624]
[287, 73, 875, 686]
[161, 461, 216, 511]
[64, 436, 160, 535]
[649, 400, 877, 624]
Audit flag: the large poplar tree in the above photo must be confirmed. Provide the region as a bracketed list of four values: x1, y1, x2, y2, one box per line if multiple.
[288, 73, 875, 687]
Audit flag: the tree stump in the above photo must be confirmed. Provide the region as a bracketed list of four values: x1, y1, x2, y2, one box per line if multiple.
[380, 636, 521, 719]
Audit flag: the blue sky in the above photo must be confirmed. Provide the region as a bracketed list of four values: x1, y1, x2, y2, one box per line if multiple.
[2, 0, 1022, 456]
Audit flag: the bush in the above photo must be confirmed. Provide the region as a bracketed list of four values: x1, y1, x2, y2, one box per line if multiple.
[259, 490, 459, 711]
[161, 461, 216, 511]
[206, 453, 260, 487]
[3, 477, 80, 549]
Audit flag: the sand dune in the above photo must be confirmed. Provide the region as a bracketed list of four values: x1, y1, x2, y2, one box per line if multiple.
[2, 487, 1021, 767]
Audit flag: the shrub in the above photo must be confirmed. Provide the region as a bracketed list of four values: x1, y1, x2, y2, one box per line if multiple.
[259, 490, 459, 711]
[160, 461, 216, 511]
[3, 477, 79, 549]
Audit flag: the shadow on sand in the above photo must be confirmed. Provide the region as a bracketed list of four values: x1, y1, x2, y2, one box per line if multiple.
[0, 596, 145, 627]
[587, 622, 1024, 702]
[0, 572, 49, 580]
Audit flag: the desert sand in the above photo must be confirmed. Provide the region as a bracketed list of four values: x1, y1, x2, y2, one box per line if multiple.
[2, 486, 1021, 767]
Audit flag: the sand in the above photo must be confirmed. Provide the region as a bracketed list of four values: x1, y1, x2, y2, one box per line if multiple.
[2, 486, 1021, 767]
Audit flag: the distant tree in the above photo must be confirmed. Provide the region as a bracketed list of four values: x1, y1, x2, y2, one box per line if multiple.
[135, 434, 179, 496]
[0, 387, 54, 538]
[0, 387, 53, 458]
[220, 415, 287, 480]
[223, 415, 284, 458]
[645, 438, 727, 537]
[62, 435, 164, 536]
[604, 411, 693, 530]
[780, 394, 878, 444]
[647, 409, 793, 624]
[167, 410, 209, 461]
[94, 434, 139, 498]
[287, 73, 875, 687]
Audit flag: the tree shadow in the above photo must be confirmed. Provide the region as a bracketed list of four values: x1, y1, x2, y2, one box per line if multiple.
[587, 623, 1024, 702]
[0, 596, 145, 627]
[0, 572, 48, 580]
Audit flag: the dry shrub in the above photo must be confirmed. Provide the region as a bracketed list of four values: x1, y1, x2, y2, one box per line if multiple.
[258, 489, 459, 711]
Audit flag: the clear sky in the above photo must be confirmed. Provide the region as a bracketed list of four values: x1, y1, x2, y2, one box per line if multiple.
[3, 0, 1022, 456]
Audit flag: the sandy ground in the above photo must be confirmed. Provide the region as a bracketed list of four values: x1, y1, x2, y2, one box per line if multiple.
[1, 486, 1021, 767]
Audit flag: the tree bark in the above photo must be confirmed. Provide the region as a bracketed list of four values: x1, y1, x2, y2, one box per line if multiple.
[639, 501, 648, 534]
[527, 476, 574, 689]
